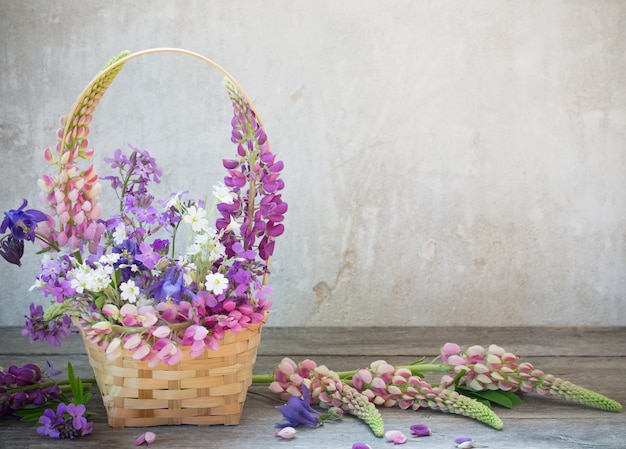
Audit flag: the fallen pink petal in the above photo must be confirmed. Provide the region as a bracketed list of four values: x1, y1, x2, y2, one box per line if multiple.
[384, 429, 407, 444]
[135, 431, 156, 446]
[275, 426, 297, 439]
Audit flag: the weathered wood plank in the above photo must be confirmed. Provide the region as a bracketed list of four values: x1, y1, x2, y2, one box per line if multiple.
[0, 326, 624, 448]
[2, 326, 625, 357]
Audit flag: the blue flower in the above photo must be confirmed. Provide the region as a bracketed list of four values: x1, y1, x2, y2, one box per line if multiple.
[151, 266, 198, 304]
[276, 384, 321, 428]
[1, 199, 47, 242]
[0, 236, 24, 266]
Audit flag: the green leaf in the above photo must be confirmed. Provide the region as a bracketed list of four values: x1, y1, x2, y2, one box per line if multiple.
[95, 295, 105, 309]
[409, 357, 426, 365]
[461, 389, 523, 409]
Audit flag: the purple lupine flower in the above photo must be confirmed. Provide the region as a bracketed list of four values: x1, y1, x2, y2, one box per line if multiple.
[1, 199, 48, 242]
[276, 384, 321, 428]
[0, 362, 62, 417]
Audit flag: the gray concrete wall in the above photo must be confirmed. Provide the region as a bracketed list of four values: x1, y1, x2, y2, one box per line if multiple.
[1, 0, 625, 327]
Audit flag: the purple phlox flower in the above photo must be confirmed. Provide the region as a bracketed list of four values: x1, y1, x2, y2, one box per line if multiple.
[276, 384, 321, 428]
[1, 199, 48, 242]
[352, 444, 372, 449]
[36, 407, 62, 438]
[0, 236, 24, 266]
[136, 241, 161, 269]
[66, 403, 88, 430]
[410, 423, 432, 437]
[151, 265, 197, 304]
[36, 402, 93, 439]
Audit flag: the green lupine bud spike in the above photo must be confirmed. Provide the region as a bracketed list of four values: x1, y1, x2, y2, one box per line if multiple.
[102, 49, 131, 70]
[536, 375, 622, 412]
[441, 389, 504, 430]
[322, 378, 385, 437]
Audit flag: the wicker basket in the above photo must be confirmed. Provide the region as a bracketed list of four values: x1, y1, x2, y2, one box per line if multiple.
[74, 316, 265, 428]
[62, 48, 273, 428]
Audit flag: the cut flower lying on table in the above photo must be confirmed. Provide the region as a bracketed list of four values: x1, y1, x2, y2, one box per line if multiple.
[258, 342, 621, 438]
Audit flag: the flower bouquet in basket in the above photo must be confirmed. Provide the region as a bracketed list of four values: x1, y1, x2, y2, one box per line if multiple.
[0, 49, 287, 428]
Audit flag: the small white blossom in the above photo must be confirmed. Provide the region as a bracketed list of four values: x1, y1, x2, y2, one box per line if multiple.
[112, 223, 127, 245]
[205, 272, 229, 295]
[212, 182, 237, 204]
[186, 243, 202, 256]
[120, 279, 141, 303]
[183, 205, 209, 232]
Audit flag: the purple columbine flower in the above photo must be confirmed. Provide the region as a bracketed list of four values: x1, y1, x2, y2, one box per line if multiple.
[151, 266, 197, 304]
[276, 384, 321, 428]
[1, 199, 48, 242]
[0, 236, 24, 266]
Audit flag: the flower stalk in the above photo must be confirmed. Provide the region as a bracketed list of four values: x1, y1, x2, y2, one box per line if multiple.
[252, 344, 622, 433]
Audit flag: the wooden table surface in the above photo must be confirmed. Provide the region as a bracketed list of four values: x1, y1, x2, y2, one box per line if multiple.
[0, 326, 624, 449]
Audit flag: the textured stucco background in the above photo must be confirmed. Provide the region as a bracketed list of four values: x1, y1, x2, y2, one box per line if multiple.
[1, 1, 625, 327]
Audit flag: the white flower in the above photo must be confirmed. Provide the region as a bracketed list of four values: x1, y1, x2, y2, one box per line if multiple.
[112, 223, 127, 245]
[165, 191, 187, 209]
[183, 205, 209, 232]
[205, 272, 229, 295]
[226, 219, 241, 233]
[186, 243, 202, 256]
[209, 241, 226, 262]
[212, 182, 237, 204]
[120, 279, 141, 303]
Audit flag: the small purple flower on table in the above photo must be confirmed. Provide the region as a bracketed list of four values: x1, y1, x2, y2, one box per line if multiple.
[277, 384, 321, 428]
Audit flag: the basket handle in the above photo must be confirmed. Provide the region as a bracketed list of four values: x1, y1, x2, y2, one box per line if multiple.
[60, 47, 266, 153]
[55, 48, 274, 283]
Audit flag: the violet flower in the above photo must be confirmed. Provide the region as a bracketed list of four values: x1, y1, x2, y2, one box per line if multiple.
[0, 236, 24, 266]
[1, 199, 48, 242]
[276, 384, 321, 427]
[151, 265, 197, 304]
[36, 402, 93, 439]
[22, 303, 71, 347]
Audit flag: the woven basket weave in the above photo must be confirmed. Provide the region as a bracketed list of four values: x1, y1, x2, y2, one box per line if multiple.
[64, 48, 272, 428]
[75, 316, 265, 428]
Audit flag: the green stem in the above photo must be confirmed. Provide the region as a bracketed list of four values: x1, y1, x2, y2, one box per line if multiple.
[251, 363, 450, 385]
[4, 378, 96, 395]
